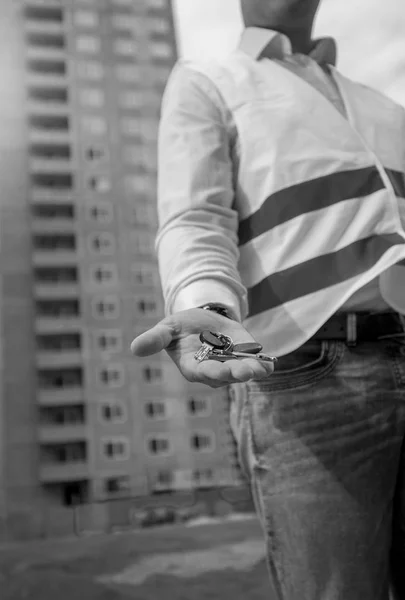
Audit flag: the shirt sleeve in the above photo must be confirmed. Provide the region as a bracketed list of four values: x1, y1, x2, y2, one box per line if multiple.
[155, 61, 248, 321]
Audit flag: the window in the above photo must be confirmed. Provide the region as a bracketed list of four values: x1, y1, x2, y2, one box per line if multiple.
[28, 86, 68, 104]
[154, 470, 173, 491]
[93, 329, 122, 353]
[42, 443, 87, 465]
[148, 18, 170, 34]
[123, 145, 140, 164]
[26, 32, 66, 49]
[36, 299, 80, 318]
[145, 401, 166, 419]
[27, 59, 66, 76]
[74, 10, 99, 27]
[139, 118, 158, 141]
[32, 203, 74, 219]
[192, 468, 214, 487]
[133, 231, 154, 254]
[102, 437, 129, 460]
[112, 14, 137, 29]
[86, 202, 114, 223]
[148, 0, 166, 7]
[142, 365, 162, 383]
[190, 432, 215, 452]
[77, 61, 104, 80]
[100, 400, 126, 423]
[38, 368, 83, 389]
[129, 202, 154, 224]
[37, 333, 81, 352]
[81, 116, 107, 135]
[125, 176, 152, 195]
[104, 476, 130, 494]
[188, 397, 211, 417]
[80, 89, 104, 107]
[92, 295, 120, 319]
[85, 145, 106, 161]
[29, 115, 69, 131]
[136, 298, 157, 315]
[152, 65, 171, 84]
[131, 265, 157, 286]
[90, 264, 118, 285]
[115, 64, 140, 82]
[30, 143, 71, 160]
[88, 233, 115, 255]
[114, 39, 137, 56]
[119, 91, 143, 109]
[40, 405, 85, 426]
[31, 173, 73, 189]
[33, 234, 76, 251]
[25, 6, 63, 22]
[76, 35, 100, 53]
[88, 174, 111, 192]
[35, 266, 77, 283]
[147, 436, 170, 455]
[120, 118, 139, 136]
[98, 364, 125, 387]
[151, 42, 173, 60]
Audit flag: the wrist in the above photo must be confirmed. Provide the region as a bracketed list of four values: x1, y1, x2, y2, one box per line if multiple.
[197, 302, 238, 322]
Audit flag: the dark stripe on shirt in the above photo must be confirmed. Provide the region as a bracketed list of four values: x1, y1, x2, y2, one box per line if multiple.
[238, 167, 385, 247]
[247, 233, 404, 318]
[385, 169, 405, 198]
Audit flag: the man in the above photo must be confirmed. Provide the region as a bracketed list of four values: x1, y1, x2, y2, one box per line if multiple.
[131, 0, 405, 597]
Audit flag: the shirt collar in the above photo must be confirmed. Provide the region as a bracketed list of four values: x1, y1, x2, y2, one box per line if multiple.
[239, 27, 337, 66]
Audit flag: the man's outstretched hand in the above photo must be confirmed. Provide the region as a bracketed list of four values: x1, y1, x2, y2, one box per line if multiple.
[130, 308, 274, 388]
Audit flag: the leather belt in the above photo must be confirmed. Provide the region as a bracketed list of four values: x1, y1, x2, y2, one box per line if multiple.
[311, 311, 405, 346]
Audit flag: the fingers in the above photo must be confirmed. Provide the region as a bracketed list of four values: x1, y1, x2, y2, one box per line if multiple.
[185, 357, 274, 388]
[130, 318, 180, 357]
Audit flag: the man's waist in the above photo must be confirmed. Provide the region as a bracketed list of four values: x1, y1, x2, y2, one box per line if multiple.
[311, 311, 405, 346]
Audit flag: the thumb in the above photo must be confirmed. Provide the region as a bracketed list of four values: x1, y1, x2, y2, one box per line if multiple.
[130, 318, 180, 357]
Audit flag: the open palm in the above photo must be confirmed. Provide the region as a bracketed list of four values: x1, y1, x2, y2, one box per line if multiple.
[130, 308, 274, 388]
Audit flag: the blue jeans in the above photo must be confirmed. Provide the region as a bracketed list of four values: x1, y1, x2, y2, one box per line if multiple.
[229, 330, 405, 600]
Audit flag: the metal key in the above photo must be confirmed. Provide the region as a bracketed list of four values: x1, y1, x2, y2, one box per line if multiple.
[208, 348, 277, 363]
[194, 330, 233, 363]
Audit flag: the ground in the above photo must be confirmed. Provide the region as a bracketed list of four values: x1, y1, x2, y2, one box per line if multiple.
[0, 516, 272, 600]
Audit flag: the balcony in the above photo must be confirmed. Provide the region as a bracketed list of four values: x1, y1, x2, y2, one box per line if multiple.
[28, 130, 72, 147]
[29, 157, 72, 173]
[38, 424, 87, 444]
[30, 187, 75, 203]
[31, 218, 75, 234]
[32, 250, 78, 267]
[39, 461, 89, 483]
[36, 350, 83, 369]
[25, 46, 66, 62]
[27, 97, 70, 113]
[34, 282, 80, 298]
[37, 387, 84, 406]
[26, 71, 68, 89]
[35, 316, 81, 333]
[25, 20, 65, 36]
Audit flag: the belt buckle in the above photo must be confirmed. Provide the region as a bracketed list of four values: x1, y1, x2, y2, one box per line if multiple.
[346, 313, 357, 347]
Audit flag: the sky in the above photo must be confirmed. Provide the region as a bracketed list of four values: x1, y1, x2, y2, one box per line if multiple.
[173, 0, 405, 106]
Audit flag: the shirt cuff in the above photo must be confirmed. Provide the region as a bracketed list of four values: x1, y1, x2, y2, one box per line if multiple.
[170, 280, 243, 322]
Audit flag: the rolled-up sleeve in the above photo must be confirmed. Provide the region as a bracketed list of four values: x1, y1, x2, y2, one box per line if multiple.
[155, 61, 248, 321]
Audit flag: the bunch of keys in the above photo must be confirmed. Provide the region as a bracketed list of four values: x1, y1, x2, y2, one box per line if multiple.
[194, 330, 277, 364]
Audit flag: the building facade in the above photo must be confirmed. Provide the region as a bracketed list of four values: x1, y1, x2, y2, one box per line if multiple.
[0, 0, 242, 540]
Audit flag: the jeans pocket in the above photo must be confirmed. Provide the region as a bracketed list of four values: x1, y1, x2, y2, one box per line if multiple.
[248, 340, 346, 393]
[245, 341, 346, 465]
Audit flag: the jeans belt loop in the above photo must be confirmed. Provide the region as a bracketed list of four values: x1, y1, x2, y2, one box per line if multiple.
[346, 313, 357, 347]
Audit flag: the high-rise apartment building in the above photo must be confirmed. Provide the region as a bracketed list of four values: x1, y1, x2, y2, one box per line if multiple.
[0, 0, 242, 539]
